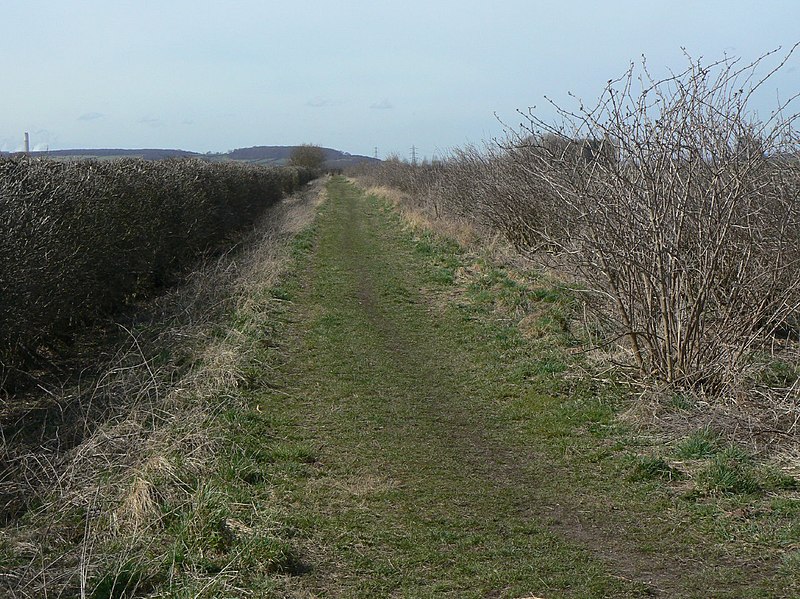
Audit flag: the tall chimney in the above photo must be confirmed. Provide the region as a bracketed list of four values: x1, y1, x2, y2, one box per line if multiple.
[24, 132, 30, 154]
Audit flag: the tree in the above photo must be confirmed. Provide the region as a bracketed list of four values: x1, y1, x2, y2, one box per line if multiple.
[289, 144, 326, 169]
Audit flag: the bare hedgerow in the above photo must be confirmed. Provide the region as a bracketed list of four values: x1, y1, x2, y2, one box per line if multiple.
[499, 46, 800, 392]
[0, 158, 315, 389]
[0, 181, 327, 598]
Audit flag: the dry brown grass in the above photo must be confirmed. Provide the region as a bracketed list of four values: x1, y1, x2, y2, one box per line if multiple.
[358, 182, 517, 264]
[0, 179, 327, 598]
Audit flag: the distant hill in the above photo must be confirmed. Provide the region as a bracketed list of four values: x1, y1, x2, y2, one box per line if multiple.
[6, 145, 379, 168]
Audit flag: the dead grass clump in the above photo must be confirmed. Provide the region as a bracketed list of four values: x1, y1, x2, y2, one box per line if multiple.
[361, 183, 484, 250]
[112, 475, 162, 536]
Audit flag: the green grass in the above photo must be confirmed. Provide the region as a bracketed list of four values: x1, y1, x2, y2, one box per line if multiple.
[757, 358, 800, 387]
[629, 456, 685, 482]
[229, 179, 652, 597]
[674, 430, 798, 497]
[194, 178, 797, 597]
[676, 427, 723, 459]
[697, 449, 763, 496]
[91, 561, 157, 599]
[103, 176, 799, 597]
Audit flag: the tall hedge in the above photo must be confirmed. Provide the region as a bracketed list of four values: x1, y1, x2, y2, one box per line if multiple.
[0, 157, 314, 375]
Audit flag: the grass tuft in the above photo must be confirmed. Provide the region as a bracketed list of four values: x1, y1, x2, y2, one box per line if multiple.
[91, 560, 158, 599]
[629, 456, 685, 482]
[697, 449, 762, 495]
[676, 427, 722, 459]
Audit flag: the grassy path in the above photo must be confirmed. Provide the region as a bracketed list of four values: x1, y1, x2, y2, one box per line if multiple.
[238, 178, 796, 598]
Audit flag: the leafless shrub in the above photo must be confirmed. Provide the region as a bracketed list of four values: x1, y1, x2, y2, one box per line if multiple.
[501, 47, 800, 392]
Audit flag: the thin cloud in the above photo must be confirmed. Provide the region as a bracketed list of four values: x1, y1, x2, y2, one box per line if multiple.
[307, 97, 341, 108]
[78, 111, 104, 121]
[138, 116, 163, 127]
[370, 99, 393, 110]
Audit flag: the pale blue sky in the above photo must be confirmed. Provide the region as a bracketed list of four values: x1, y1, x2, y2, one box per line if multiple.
[1, 1, 798, 159]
